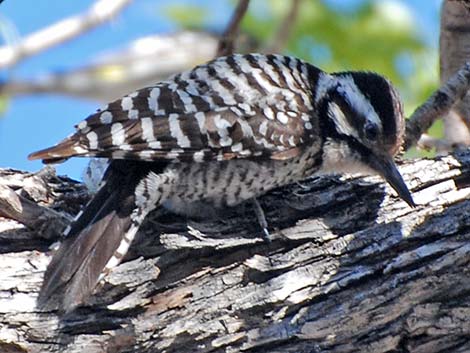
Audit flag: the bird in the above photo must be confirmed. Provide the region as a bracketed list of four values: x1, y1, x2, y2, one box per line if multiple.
[29, 53, 415, 312]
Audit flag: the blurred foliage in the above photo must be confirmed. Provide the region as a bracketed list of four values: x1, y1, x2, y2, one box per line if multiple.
[166, 0, 442, 144]
[0, 94, 8, 114]
[163, 4, 209, 28]
[243, 1, 438, 115]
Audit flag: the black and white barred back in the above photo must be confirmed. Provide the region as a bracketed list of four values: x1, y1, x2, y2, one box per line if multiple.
[30, 53, 413, 311]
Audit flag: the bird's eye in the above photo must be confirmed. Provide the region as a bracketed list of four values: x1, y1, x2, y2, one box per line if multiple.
[364, 124, 379, 140]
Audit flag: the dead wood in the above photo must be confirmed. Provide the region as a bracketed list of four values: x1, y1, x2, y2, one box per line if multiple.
[0, 151, 470, 353]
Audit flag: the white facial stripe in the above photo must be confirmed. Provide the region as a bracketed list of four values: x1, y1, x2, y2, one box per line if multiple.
[316, 74, 383, 134]
[336, 75, 382, 129]
[314, 72, 335, 103]
[328, 102, 356, 138]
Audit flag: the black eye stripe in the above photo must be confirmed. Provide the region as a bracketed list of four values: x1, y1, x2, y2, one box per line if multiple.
[341, 71, 398, 140]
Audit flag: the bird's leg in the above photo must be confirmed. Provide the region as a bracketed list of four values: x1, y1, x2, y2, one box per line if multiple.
[251, 198, 271, 241]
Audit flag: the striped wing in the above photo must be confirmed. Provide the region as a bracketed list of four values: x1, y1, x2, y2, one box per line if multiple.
[29, 54, 318, 163]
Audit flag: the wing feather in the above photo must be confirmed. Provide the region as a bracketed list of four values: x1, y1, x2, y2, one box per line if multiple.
[29, 55, 316, 164]
[29, 108, 312, 163]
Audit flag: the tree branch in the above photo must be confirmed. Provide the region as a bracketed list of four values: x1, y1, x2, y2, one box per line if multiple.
[0, 31, 222, 102]
[404, 61, 470, 150]
[264, 0, 301, 53]
[1, 151, 470, 352]
[216, 0, 250, 57]
[0, 0, 132, 69]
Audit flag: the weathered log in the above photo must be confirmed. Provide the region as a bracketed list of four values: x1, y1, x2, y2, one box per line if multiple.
[0, 151, 470, 353]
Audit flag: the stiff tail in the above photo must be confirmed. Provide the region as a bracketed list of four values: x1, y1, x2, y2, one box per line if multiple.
[38, 160, 169, 312]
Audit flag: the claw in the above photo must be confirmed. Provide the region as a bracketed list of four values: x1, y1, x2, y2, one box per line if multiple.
[251, 198, 271, 241]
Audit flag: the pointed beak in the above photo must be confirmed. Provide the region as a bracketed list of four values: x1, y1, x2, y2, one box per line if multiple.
[369, 154, 415, 207]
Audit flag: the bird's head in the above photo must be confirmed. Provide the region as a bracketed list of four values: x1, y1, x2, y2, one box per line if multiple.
[315, 71, 414, 207]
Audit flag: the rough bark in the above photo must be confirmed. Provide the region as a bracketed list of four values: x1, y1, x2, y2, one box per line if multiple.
[1, 151, 470, 353]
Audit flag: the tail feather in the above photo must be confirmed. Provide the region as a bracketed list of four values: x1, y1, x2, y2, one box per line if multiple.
[38, 207, 120, 309]
[62, 208, 134, 311]
[38, 160, 168, 312]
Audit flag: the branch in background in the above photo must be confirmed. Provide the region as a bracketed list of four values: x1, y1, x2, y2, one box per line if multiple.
[416, 133, 454, 154]
[264, 0, 301, 54]
[404, 61, 470, 150]
[0, 0, 132, 69]
[0, 31, 221, 102]
[216, 0, 250, 57]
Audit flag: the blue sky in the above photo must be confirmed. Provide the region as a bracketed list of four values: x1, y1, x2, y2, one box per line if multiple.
[0, 0, 442, 180]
